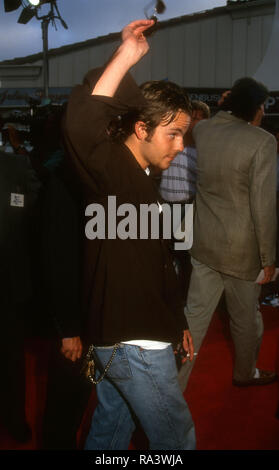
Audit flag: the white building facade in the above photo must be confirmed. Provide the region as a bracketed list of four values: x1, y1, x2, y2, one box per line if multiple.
[0, 0, 278, 122]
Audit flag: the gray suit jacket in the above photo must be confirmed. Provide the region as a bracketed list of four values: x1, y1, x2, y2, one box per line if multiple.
[191, 111, 277, 281]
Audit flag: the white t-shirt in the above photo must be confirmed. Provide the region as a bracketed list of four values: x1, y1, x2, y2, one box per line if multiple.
[122, 340, 170, 350]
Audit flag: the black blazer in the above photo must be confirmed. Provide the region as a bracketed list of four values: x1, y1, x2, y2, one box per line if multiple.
[64, 70, 188, 346]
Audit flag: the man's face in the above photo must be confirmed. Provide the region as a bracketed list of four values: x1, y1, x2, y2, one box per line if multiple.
[139, 111, 191, 170]
[251, 103, 265, 127]
[217, 90, 231, 107]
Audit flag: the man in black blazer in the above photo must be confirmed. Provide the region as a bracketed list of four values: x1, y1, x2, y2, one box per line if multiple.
[0, 149, 40, 442]
[64, 20, 196, 450]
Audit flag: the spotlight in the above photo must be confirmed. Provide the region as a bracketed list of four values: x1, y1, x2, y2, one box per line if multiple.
[17, 6, 36, 24]
[4, 0, 21, 12]
[27, 0, 53, 5]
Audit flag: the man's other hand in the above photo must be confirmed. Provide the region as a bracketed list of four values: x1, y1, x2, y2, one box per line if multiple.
[258, 264, 276, 285]
[182, 329, 194, 364]
[61, 336, 83, 362]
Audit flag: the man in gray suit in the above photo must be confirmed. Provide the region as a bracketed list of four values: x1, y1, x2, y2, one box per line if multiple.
[179, 77, 277, 390]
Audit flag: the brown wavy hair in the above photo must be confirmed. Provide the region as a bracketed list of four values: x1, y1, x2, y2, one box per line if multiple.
[109, 80, 192, 143]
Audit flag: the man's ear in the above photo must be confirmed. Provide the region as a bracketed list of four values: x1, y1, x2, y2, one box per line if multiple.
[134, 121, 148, 140]
[251, 106, 264, 127]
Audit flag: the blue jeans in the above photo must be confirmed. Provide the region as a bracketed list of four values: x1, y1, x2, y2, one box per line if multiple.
[84, 344, 196, 450]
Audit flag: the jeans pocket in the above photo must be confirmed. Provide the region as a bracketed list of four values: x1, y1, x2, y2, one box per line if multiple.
[95, 345, 132, 380]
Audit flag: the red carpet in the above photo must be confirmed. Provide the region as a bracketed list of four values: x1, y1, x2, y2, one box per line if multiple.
[185, 306, 279, 450]
[0, 306, 278, 450]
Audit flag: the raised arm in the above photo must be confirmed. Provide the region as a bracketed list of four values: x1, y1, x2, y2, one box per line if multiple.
[92, 19, 154, 97]
[64, 20, 153, 167]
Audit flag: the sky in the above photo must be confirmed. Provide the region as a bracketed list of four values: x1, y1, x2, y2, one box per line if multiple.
[0, 0, 227, 62]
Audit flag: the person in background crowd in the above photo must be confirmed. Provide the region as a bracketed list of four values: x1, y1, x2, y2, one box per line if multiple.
[179, 77, 277, 391]
[3, 107, 92, 448]
[0, 148, 40, 442]
[160, 100, 210, 205]
[159, 100, 210, 301]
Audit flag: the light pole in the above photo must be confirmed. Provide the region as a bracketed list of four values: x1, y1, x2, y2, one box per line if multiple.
[4, 0, 68, 99]
[41, 16, 50, 98]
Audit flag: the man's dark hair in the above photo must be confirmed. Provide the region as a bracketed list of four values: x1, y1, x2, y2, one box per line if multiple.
[220, 77, 268, 122]
[109, 80, 191, 142]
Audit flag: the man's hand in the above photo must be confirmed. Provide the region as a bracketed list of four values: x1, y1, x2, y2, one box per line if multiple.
[258, 264, 276, 285]
[7, 125, 21, 147]
[121, 19, 155, 66]
[92, 19, 154, 97]
[61, 336, 83, 362]
[182, 329, 194, 364]
[174, 329, 195, 366]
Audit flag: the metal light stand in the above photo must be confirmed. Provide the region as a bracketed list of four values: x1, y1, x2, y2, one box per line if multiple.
[41, 16, 50, 98]
[35, 1, 68, 99]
